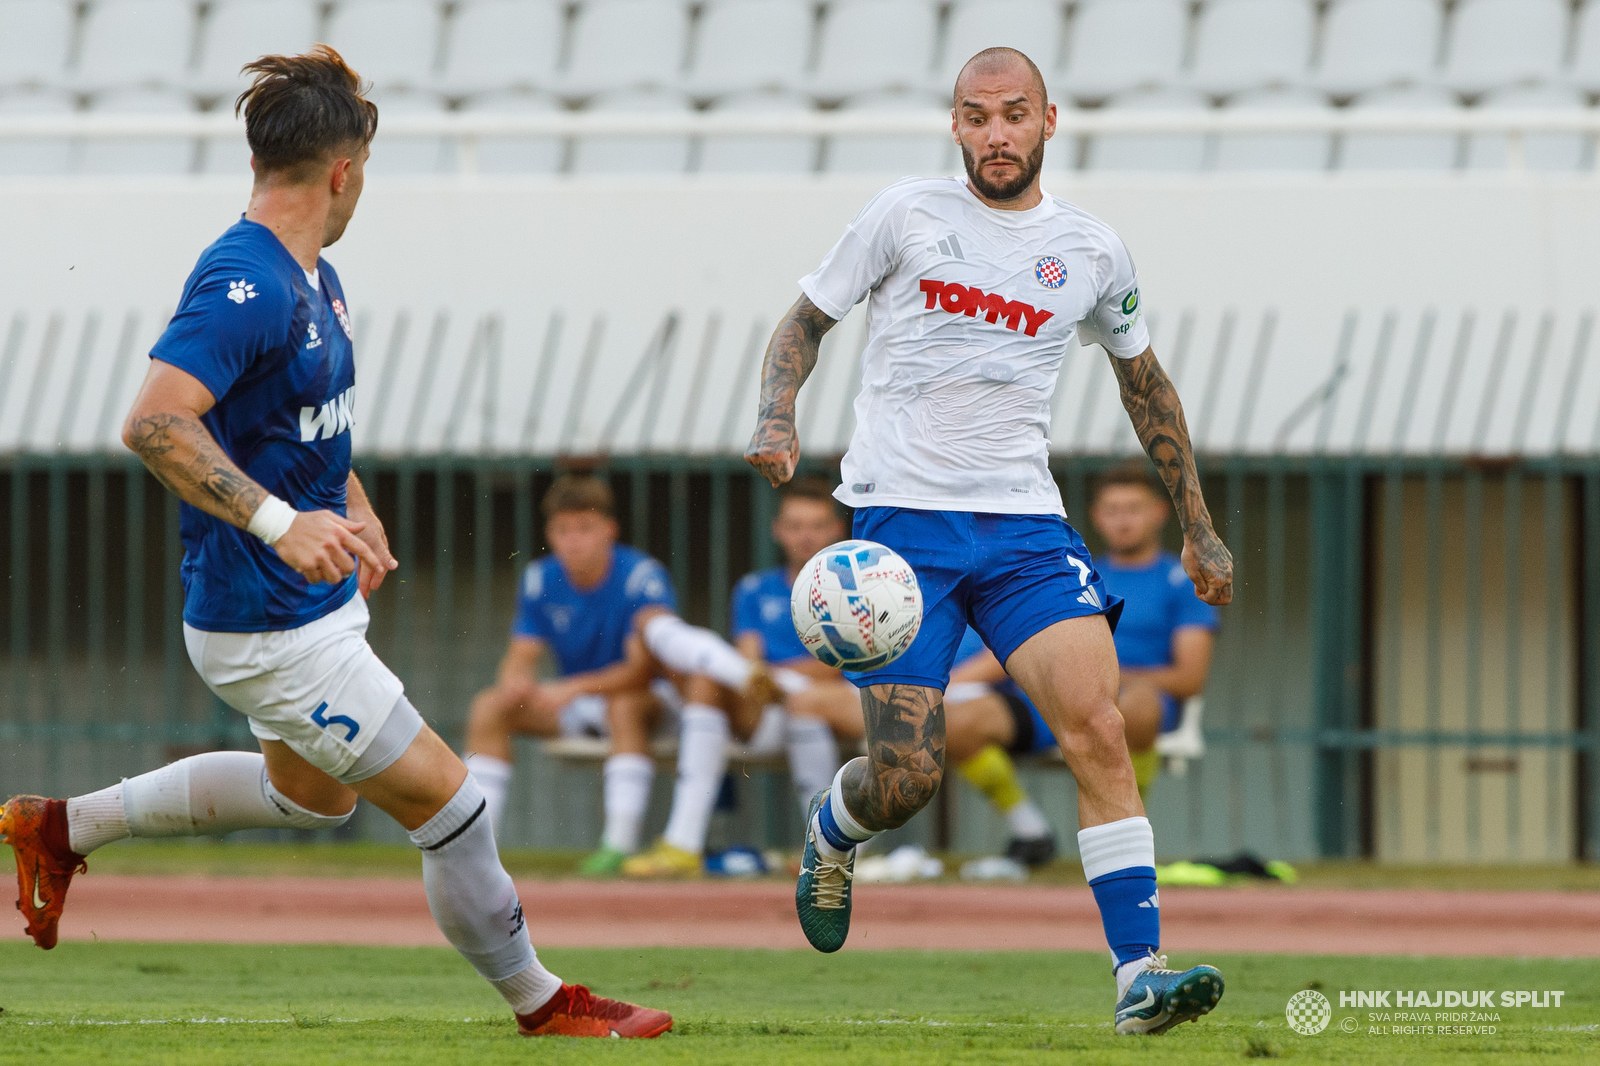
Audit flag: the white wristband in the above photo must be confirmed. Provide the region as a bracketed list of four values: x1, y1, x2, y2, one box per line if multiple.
[247, 495, 298, 546]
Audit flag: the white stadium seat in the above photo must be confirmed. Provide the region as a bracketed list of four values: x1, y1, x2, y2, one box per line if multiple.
[196, 0, 320, 96]
[1213, 87, 1332, 171]
[824, 89, 953, 175]
[1443, 0, 1566, 94]
[1190, 0, 1316, 95]
[0, 0, 75, 88]
[699, 90, 819, 174]
[81, 88, 197, 174]
[458, 90, 565, 173]
[1061, 0, 1189, 98]
[563, 0, 691, 95]
[936, 0, 1070, 86]
[1339, 85, 1460, 171]
[75, 0, 196, 91]
[1570, 1, 1600, 92]
[363, 89, 454, 175]
[691, 0, 815, 96]
[441, 0, 565, 94]
[813, 0, 941, 98]
[570, 89, 694, 174]
[1465, 85, 1592, 172]
[1317, 0, 1442, 95]
[1082, 87, 1210, 171]
[324, 0, 443, 90]
[0, 88, 76, 175]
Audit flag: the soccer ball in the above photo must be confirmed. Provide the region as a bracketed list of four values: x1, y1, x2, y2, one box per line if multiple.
[790, 540, 922, 671]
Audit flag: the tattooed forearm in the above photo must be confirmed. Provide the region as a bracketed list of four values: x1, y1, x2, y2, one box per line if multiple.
[745, 295, 837, 485]
[124, 412, 267, 527]
[839, 683, 945, 832]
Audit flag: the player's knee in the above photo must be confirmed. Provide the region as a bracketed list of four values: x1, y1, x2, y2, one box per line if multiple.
[868, 757, 943, 829]
[679, 672, 720, 705]
[263, 772, 356, 829]
[1059, 699, 1127, 758]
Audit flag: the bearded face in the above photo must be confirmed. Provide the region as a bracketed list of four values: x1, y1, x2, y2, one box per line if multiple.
[960, 120, 1047, 202]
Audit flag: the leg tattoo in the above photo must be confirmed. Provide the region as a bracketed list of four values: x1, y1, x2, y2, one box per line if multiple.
[840, 684, 946, 832]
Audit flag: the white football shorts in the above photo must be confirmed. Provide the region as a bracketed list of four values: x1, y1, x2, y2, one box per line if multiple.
[183, 593, 406, 780]
[557, 678, 684, 739]
[742, 704, 789, 756]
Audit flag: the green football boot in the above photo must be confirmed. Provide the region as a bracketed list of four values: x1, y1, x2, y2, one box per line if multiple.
[795, 788, 855, 953]
[579, 845, 627, 878]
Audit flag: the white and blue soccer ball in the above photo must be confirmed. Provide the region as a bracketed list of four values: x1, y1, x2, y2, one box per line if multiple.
[790, 540, 922, 671]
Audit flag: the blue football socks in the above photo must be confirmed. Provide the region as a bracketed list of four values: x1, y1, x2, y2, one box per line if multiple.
[1078, 816, 1160, 968]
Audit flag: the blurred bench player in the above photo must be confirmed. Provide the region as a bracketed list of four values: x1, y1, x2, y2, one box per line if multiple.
[745, 47, 1233, 1035]
[0, 49, 668, 1038]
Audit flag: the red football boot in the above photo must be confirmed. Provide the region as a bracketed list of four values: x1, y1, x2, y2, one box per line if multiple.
[0, 796, 86, 950]
[516, 983, 673, 1038]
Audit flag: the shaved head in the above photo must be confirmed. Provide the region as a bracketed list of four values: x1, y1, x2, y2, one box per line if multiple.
[954, 47, 1047, 110]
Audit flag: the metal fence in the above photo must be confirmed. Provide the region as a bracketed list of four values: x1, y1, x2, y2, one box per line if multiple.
[2, 452, 1596, 862]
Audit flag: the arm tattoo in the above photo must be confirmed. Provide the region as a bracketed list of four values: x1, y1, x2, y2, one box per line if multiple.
[124, 412, 267, 527]
[745, 295, 837, 480]
[839, 683, 945, 832]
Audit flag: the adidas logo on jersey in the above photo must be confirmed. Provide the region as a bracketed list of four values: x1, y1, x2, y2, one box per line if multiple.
[300, 385, 355, 442]
[927, 234, 966, 260]
[919, 279, 1054, 337]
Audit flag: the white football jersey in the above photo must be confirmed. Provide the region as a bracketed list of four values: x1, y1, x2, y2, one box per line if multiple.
[800, 176, 1149, 516]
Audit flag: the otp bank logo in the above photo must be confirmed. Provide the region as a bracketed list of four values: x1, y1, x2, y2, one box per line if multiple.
[919, 279, 1055, 337]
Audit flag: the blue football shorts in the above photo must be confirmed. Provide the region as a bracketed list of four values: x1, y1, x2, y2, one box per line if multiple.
[1159, 692, 1181, 733]
[996, 680, 1059, 755]
[843, 508, 1123, 692]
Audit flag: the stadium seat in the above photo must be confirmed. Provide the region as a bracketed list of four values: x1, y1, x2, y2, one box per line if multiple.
[1212, 87, 1332, 171]
[563, 0, 691, 96]
[441, 0, 565, 95]
[935, 0, 1070, 86]
[458, 90, 565, 173]
[812, 0, 941, 98]
[570, 89, 693, 174]
[1339, 85, 1460, 171]
[324, 0, 443, 90]
[0, 88, 76, 175]
[1464, 85, 1592, 172]
[196, 0, 320, 97]
[75, 0, 196, 91]
[690, 0, 815, 96]
[1316, 0, 1442, 96]
[1442, 0, 1566, 94]
[1570, 1, 1600, 92]
[823, 89, 952, 175]
[699, 90, 819, 174]
[80, 88, 198, 174]
[1061, 0, 1189, 99]
[0, 0, 74, 89]
[363, 89, 455, 175]
[1082, 87, 1210, 171]
[1189, 0, 1316, 95]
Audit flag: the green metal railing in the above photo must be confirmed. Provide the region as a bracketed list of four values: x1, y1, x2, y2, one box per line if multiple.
[2, 453, 1597, 862]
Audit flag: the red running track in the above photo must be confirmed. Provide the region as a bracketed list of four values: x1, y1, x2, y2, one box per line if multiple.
[10, 876, 1600, 956]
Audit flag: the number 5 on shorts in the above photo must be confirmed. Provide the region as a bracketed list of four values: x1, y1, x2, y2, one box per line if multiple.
[311, 701, 360, 743]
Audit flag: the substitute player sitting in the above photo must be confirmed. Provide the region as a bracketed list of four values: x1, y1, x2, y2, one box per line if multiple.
[463, 475, 677, 878]
[745, 47, 1233, 1035]
[0, 49, 667, 1038]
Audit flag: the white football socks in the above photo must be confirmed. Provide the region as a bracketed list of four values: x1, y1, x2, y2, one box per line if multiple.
[785, 715, 840, 817]
[600, 752, 655, 854]
[641, 614, 753, 690]
[660, 703, 730, 855]
[465, 753, 514, 832]
[810, 761, 875, 862]
[1006, 798, 1053, 841]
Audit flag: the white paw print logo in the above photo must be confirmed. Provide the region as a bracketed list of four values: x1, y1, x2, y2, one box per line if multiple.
[227, 280, 257, 305]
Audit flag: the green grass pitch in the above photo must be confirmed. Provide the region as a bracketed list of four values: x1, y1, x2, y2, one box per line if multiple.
[0, 943, 1594, 1064]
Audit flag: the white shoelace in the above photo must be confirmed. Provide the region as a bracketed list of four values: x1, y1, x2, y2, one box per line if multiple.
[808, 856, 853, 909]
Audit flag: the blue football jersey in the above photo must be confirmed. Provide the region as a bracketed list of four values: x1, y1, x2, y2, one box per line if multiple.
[1100, 552, 1219, 668]
[731, 567, 810, 664]
[150, 218, 359, 633]
[511, 545, 677, 676]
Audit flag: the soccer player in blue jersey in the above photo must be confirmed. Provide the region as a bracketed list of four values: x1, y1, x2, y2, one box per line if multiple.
[745, 47, 1232, 1034]
[0, 49, 668, 1038]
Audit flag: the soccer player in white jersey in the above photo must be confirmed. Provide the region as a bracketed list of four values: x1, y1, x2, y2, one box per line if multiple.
[0, 49, 668, 1039]
[745, 48, 1234, 1035]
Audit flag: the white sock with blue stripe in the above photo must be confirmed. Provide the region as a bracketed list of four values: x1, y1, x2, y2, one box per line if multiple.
[812, 761, 875, 861]
[1077, 816, 1160, 998]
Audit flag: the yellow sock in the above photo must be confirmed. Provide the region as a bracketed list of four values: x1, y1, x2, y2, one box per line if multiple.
[959, 745, 1027, 812]
[1130, 748, 1161, 797]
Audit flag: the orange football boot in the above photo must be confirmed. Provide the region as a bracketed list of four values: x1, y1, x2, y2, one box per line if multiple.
[516, 983, 673, 1038]
[0, 796, 86, 950]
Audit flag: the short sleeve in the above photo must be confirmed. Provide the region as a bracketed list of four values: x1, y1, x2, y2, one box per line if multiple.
[798, 183, 908, 321]
[1167, 561, 1220, 630]
[149, 267, 290, 401]
[1076, 236, 1150, 359]
[510, 563, 550, 640]
[731, 574, 763, 637]
[624, 555, 677, 613]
